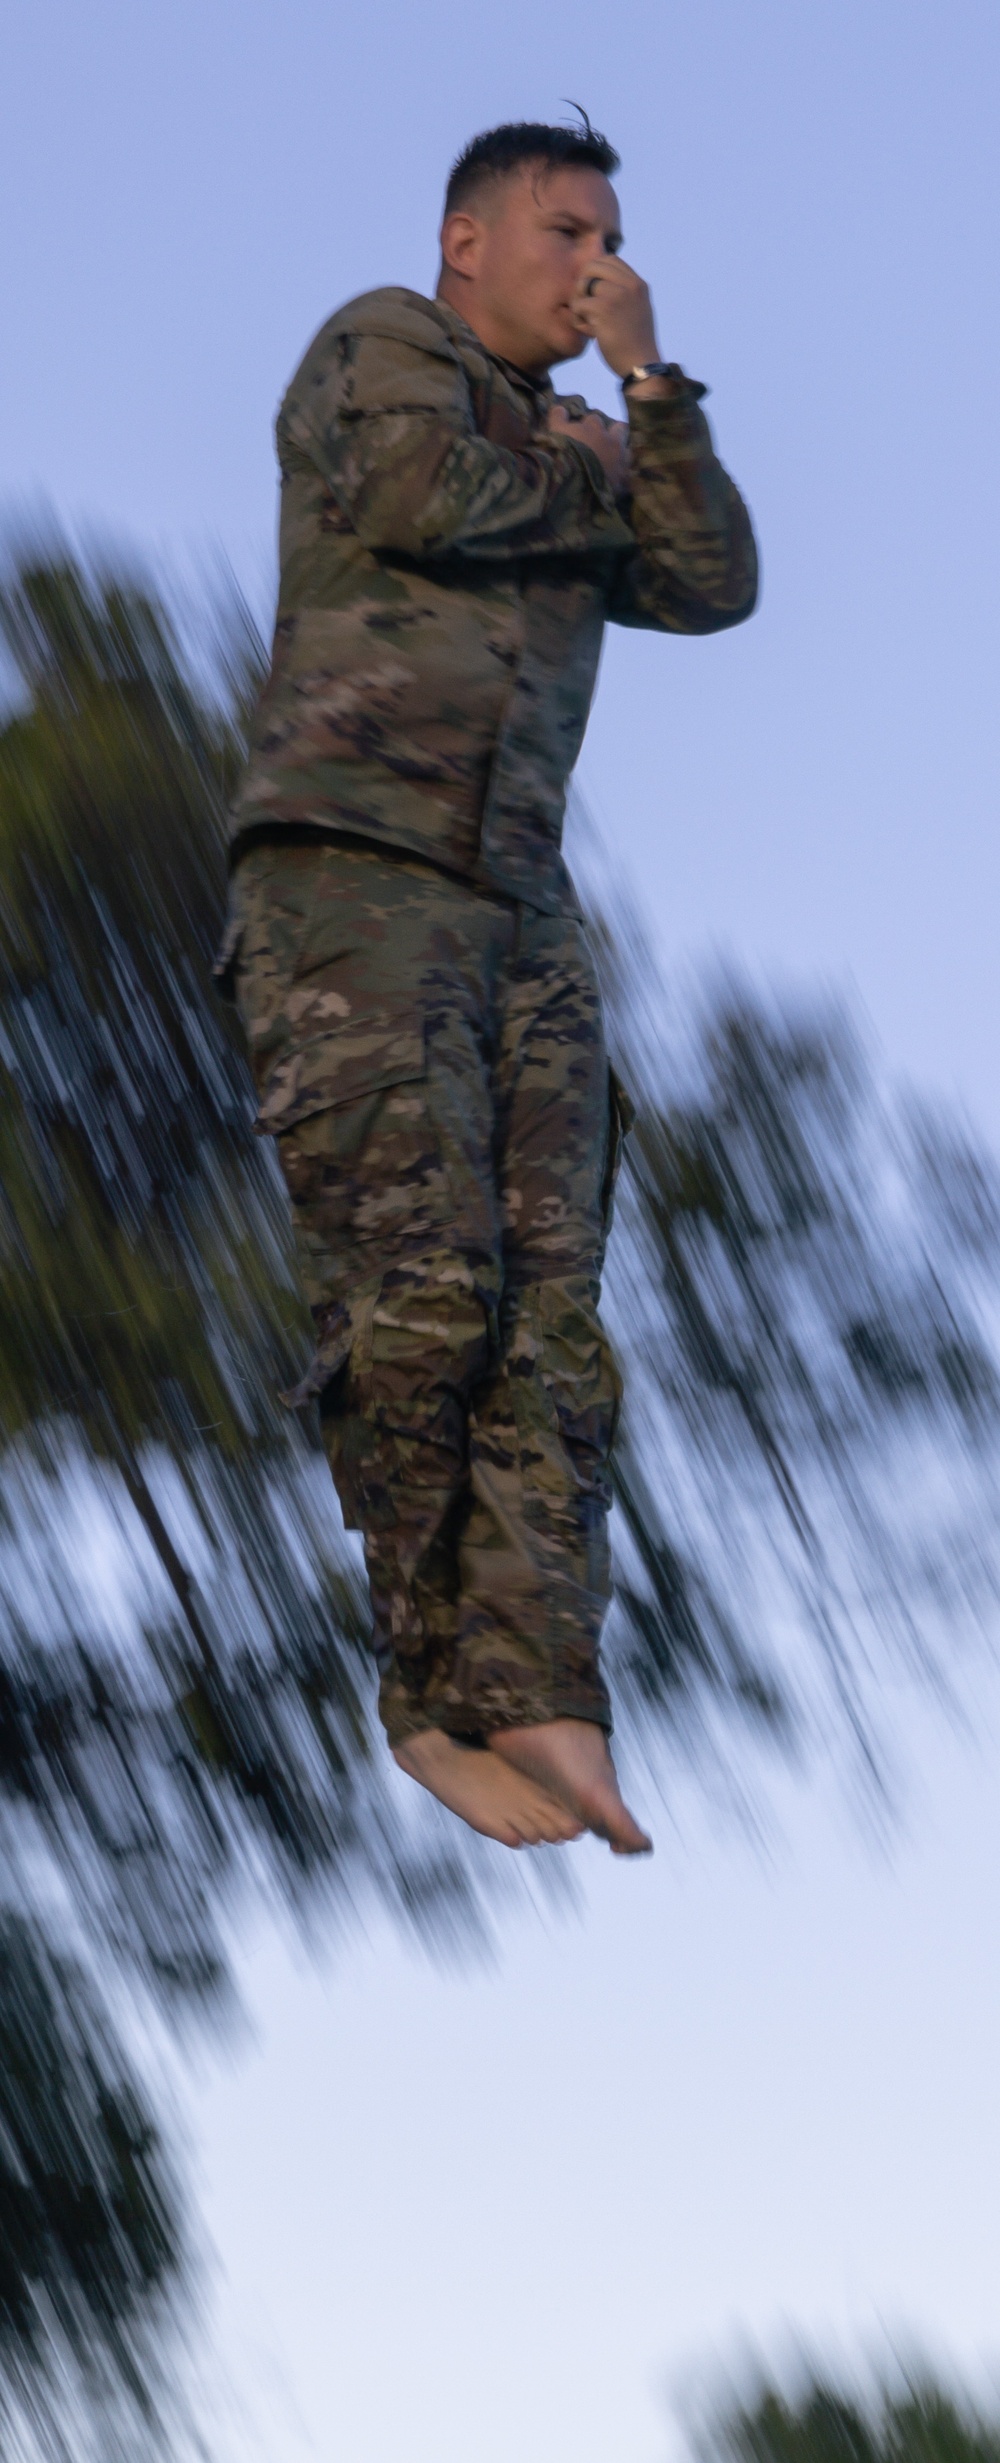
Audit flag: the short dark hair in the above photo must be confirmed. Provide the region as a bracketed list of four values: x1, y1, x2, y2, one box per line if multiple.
[444, 114, 620, 216]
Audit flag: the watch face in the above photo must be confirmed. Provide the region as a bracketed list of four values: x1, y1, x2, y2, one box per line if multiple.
[624, 362, 681, 389]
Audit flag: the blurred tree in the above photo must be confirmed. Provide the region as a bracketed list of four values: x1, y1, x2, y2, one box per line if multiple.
[703, 2370, 1000, 2463]
[0, 1913, 181, 2461]
[585, 856, 1000, 1784]
[0, 541, 484, 2449]
[0, 544, 479, 1979]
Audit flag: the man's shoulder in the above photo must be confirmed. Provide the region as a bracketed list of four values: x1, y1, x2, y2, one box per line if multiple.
[288, 287, 462, 387]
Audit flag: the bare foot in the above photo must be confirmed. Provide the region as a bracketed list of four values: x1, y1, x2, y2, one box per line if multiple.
[488, 1719, 652, 1855]
[392, 1729, 585, 1848]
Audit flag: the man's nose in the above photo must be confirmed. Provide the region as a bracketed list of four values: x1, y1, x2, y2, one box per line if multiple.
[576, 242, 604, 283]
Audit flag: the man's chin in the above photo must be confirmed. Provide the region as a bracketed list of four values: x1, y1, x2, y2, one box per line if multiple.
[547, 327, 589, 367]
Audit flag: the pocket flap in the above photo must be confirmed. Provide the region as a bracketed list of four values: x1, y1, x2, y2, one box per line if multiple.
[212, 909, 245, 1003]
[255, 1015, 425, 1136]
[609, 1066, 637, 1136]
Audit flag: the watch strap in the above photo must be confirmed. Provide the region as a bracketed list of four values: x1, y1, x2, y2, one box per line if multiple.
[620, 360, 678, 392]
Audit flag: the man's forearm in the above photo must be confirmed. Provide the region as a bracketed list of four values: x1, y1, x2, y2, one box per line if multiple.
[287, 406, 634, 565]
[612, 389, 758, 633]
[405, 420, 634, 561]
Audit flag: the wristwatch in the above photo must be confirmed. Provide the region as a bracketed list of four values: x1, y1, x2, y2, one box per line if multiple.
[620, 360, 679, 392]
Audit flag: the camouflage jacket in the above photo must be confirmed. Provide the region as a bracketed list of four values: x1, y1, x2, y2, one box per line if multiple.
[231, 287, 758, 913]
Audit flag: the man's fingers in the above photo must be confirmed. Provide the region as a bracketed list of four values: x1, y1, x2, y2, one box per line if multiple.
[573, 257, 642, 303]
[569, 257, 660, 380]
[543, 398, 630, 493]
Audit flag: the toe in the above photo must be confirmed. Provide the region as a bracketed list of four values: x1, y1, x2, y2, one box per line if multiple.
[609, 1823, 653, 1855]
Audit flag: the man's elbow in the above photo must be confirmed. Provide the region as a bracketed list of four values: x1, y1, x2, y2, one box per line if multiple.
[703, 552, 759, 629]
[690, 514, 760, 629]
[664, 556, 758, 634]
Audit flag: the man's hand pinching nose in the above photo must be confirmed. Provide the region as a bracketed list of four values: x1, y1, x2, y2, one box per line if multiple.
[570, 256, 661, 379]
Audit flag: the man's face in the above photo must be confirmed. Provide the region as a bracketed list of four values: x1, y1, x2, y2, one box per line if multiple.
[438, 163, 623, 375]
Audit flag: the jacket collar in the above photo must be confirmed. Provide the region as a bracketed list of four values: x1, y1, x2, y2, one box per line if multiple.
[431, 297, 555, 408]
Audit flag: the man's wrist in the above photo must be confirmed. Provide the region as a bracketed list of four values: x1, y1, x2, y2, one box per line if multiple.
[625, 374, 679, 401]
[620, 355, 680, 398]
[606, 337, 659, 381]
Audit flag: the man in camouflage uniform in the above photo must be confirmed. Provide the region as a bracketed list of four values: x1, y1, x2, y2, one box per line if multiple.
[219, 118, 757, 1852]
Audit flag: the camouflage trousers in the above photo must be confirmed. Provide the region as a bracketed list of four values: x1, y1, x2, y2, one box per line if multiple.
[225, 837, 626, 1746]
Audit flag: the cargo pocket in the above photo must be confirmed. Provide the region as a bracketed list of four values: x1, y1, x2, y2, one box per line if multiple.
[257, 1014, 455, 1247]
[254, 1015, 425, 1137]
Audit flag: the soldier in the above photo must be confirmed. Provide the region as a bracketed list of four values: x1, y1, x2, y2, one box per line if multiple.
[218, 117, 757, 1854]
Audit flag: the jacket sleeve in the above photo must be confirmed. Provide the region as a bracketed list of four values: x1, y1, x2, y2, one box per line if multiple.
[280, 328, 636, 563]
[609, 382, 758, 633]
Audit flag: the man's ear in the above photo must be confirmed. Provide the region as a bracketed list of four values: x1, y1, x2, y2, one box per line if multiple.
[440, 210, 484, 281]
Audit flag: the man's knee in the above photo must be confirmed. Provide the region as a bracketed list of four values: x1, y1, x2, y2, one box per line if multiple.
[316, 1249, 497, 1501]
[501, 1273, 622, 1489]
[370, 1254, 493, 1427]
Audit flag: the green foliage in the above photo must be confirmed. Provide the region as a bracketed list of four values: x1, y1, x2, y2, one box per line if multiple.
[0, 540, 486, 2450]
[0, 543, 473, 1957]
[708, 2373, 1000, 2463]
[0, 1913, 181, 2457]
[0, 551, 296, 1470]
[593, 901, 1000, 1775]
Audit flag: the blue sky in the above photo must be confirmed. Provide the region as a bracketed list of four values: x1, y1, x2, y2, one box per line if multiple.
[5, 1, 1000, 2456]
